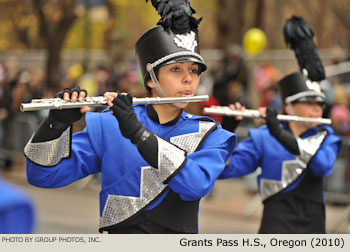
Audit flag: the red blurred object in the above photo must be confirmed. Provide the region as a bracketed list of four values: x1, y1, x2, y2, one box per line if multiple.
[203, 95, 223, 123]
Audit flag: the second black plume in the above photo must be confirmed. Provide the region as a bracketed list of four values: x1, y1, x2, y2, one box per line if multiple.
[283, 15, 325, 81]
[146, 0, 201, 34]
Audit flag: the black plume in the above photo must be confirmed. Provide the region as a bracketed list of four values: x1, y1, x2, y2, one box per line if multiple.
[146, 0, 201, 34]
[283, 15, 325, 81]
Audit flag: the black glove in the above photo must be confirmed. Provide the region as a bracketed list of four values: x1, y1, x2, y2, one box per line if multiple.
[32, 87, 87, 143]
[265, 108, 281, 138]
[48, 86, 87, 126]
[265, 107, 300, 155]
[110, 93, 159, 167]
[110, 93, 145, 145]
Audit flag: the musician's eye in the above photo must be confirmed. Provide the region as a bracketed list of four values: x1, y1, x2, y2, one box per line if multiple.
[171, 67, 180, 72]
[190, 68, 198, 74]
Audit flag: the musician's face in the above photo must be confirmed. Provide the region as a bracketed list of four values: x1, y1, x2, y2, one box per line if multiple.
[148, 62, 200, 109]
[288, 101, 323, 128]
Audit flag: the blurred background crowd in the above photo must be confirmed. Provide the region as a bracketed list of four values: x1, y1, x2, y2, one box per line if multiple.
[0, 0, 349, 233]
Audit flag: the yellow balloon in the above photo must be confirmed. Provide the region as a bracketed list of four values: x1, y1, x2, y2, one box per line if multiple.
[68, 63, 84, 80]
[243, 28, 267, 56]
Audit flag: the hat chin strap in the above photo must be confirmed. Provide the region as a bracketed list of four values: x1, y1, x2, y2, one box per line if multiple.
[286, 103, 296, 116]
[146, 63, 166, 97]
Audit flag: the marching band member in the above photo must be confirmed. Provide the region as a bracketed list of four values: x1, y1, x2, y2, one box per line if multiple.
[24, 0, 236, 234]
[220, 16, 342, 233]
[220, 72, 342, 233]
[0, 175, 35, 233]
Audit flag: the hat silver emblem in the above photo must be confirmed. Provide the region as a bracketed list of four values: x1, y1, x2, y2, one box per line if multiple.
[174, 31, 198, 52]
[306, 79, 321, 93]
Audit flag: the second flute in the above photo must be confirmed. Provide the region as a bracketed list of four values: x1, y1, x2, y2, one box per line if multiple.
[20, 95, 209, 112]
[203, 106, 332, 125]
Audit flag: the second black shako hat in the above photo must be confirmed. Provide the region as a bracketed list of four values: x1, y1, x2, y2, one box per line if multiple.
[279, 16, 326, 104]
[278, 71, 325, 104]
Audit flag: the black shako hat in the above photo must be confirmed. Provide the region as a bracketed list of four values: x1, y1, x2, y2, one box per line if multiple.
[135, 25, 206, 85]
[279, 16, 326, 105]
[278, 71, 325, 104]
[136, 0, 207, 88]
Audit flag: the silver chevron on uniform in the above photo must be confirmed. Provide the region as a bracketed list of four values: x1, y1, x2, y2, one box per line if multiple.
[260, 130, 327, 200]
[100, 121, 217, 229]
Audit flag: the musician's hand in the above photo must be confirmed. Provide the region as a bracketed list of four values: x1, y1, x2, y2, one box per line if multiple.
[48, 86, 89, 126]
[104, 92, 119, 106]
[224, 102, 245, 133]
[32, 87, 88, 143]
[259, 107, 267, 117]
[229, 102, 246, 120]
[106, 92, 145, 144]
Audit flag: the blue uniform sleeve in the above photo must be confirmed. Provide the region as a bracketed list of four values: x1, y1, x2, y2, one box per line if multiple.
[26, 130, 101, 188]
[167, 128, 236, 201]
[0, 179, 35, 234]
[219, 129, 262, 179]
[309, 133, 342, 177]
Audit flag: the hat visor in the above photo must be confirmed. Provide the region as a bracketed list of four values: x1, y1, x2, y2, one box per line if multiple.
[292, 95, 326, 103]
[286, 91, 325, 104]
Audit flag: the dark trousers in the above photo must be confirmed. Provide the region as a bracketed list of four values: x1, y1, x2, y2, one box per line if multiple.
[259, 196, 326, 234]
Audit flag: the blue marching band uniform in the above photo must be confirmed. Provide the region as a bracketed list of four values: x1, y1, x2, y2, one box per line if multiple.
[220, 123, 342, 233]
[25, 105, 235, 233]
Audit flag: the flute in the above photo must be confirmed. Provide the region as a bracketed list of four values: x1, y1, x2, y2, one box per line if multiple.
[20, 95, 209, 112]
[203, 106, 332, 125]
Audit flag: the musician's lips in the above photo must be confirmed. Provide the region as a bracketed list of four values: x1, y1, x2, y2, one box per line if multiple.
[179, 91, 193, 96]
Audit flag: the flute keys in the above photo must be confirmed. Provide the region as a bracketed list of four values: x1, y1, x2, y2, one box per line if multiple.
[86, 97, 108, 104]
[53, 99, 63, 109]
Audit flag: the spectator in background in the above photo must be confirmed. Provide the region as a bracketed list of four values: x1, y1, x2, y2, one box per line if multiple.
[116, 69, 146, 98]
[319, 79, 334, 119]
[0, 62, 6, 130]
[0, 62, 11, 171]
[95, 65, 110, 95]
[27, 68, 46, 100]
[261, 85, 282, 112]
[212, 44, 249, 132]
[322, 57, 350, 119]
[330, 81, 350, 136]
[253, 61, 280, 108]
[0, 58, 46, 171]
[330, 105, 350, 135]
[187, 68, 222, 122]
[0, 57, 21, 171]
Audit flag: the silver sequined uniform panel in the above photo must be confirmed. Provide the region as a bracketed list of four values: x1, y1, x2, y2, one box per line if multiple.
[157, 136, 187, 181]
[297, 131, 327, 165]
[170, 121, 216, 154]
[100, 120, 217, 229]
[100, 139, 185, 228]
[260, 159, 306, 200]
[24, 127, 71, 167]
[260, 131, 327, 201]
[100, 167, 166, 228]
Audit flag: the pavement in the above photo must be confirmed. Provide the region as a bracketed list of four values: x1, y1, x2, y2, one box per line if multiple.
[2, 157, 349, 234]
